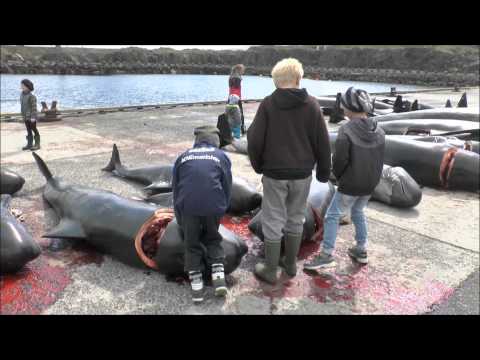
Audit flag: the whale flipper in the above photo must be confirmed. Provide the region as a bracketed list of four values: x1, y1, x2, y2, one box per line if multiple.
[43, 219, 87, 239]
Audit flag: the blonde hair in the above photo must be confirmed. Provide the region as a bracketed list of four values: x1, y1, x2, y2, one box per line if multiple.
[271, 58, 304, 88]
[231, 64, 245, 75]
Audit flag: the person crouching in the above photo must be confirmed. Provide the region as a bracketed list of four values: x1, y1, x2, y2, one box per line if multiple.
[20, 79, 41, 150]
[172, 126, 233, 303]
[304, 87, 385, 270]
[225, 94, 242, 139]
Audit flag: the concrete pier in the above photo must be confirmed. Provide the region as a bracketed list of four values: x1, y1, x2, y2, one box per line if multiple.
[1, 88, 478, 315]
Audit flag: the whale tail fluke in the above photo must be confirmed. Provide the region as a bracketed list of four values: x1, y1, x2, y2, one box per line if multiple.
[32, 152, 54, 183]
[102, 144, 122, 172]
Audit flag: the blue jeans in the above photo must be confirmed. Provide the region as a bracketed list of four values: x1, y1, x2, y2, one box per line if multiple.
[321, 190, 371, 255]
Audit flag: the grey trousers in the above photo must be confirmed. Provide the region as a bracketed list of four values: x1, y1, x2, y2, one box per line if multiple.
[261, 175, 312, 241]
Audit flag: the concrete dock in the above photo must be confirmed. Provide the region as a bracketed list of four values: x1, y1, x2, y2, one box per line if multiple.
[1, 88, 479, 315]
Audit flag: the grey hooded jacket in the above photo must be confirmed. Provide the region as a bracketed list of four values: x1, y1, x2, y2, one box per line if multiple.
[333, 117, 385, 196]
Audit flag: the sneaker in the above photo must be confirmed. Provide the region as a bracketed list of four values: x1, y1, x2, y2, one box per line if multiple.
[211, 263, 227, 297]
[348, 247, 368, 264]
[303, 252, 336, 271]
[188, 271, 204, 303]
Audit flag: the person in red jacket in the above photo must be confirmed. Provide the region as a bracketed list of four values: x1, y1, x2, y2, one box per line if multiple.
[228, 64, 246, 134]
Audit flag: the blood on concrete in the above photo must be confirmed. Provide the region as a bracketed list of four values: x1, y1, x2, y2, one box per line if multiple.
[222, 215, 455, 315]
[0, 241, 104, 315]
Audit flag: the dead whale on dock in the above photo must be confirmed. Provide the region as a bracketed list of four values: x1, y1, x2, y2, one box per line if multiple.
[372, 108, 479, 123]
[33, 152, 247, 276]
[145, 177, 262, 215]
[370, 165, 422, 207]
[224, 136, 424, 207]
[248, 175, 336, 243]
[1, 168, 25, 195]
[389, 134, 480, 154]
[377, 119, 479, 135]
[329, 133, 480, 191]
[102, 144, 174, 193]
[1, 195, 41, 274]
[103, 144, 262, 214]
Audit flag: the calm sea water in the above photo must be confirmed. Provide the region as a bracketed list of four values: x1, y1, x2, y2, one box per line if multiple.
[0, 74, 423, 113]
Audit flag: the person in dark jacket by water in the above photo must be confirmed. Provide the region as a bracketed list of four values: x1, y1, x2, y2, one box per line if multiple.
[20, 79, 41, 150]
[304, 87, 385, 270]
[228, 64, 246, 134]
[172, 125, 233, 303]
[247, 58, 331, 284]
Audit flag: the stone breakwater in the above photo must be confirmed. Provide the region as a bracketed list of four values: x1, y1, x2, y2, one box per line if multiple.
[2, 45, 479, 87]
[1, 60, 478, 87]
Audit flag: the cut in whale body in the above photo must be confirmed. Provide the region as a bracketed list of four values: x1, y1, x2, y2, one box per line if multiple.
[32, 152, 248, 276]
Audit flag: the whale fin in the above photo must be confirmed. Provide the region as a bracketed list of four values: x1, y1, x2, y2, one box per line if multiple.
[32, 152, 54, 182]
[411, 99, 419, 111]
[445, 99, 452, 108]
[43, 219, 87, 239]
[144, 182, 173, 194]
[102, 144, 122, 172]
[457, 92, 467, 108]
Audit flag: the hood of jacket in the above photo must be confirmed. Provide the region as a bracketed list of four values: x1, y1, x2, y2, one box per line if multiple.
[346, 117, 383, 142]
[271, 88, 309, 110]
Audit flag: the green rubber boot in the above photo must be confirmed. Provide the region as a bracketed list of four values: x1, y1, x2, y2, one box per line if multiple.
[279, 233, 303, 277]
[31, 134, 41, 150]
[254, 239, 281, 285]
[22, 135, 33, 150]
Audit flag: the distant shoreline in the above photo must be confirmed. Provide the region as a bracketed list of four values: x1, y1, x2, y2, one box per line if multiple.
[2, 45, 479, 87]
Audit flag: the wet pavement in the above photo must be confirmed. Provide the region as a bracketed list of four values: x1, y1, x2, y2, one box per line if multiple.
[1, 89, 479, 315]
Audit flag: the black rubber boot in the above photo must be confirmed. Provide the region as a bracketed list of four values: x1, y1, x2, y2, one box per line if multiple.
[279, 233, 303, 277]
[31, 134, 40, 150]
[254, 239, 281, 284]
[22, 135, 33, 150]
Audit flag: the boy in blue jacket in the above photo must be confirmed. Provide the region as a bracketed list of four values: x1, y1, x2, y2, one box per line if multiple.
[172, 126, 233, 303]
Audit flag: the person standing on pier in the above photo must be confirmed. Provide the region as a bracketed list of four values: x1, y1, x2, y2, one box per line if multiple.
[247, 58, 331, 285]
[304, 87, 385, 270]
[228, 64, 246, 134]
[20, 79, 41, 150]
[172, 126, 233, 303]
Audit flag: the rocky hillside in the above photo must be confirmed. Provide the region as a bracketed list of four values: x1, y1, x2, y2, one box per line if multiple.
[1, 45, 478, 86]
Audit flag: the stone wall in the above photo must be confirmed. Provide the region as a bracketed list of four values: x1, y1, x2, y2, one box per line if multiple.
[1, 45, 479, 87]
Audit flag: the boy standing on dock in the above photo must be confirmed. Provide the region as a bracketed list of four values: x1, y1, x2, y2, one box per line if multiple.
[172, 126, 233, 303]
[20, 79, 41, 150]
[304, 87, 385, 270]
[247, 58, 332, 284]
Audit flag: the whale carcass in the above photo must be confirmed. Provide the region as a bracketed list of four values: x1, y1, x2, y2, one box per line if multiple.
[1, 195, 41, 274]
[1, 168, 25, 195]
[329, 133, 480, 191]
[377, 119, 479, 135]
[102, 144, 262, 214]
[372, 108, 479, 123]
[32, 152, 247, 276]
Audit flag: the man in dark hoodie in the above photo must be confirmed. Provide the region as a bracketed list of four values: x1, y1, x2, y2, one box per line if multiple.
[172, 126, 232, 303]
[247, 58, 331, 284]
[304, 87, 385, 270]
